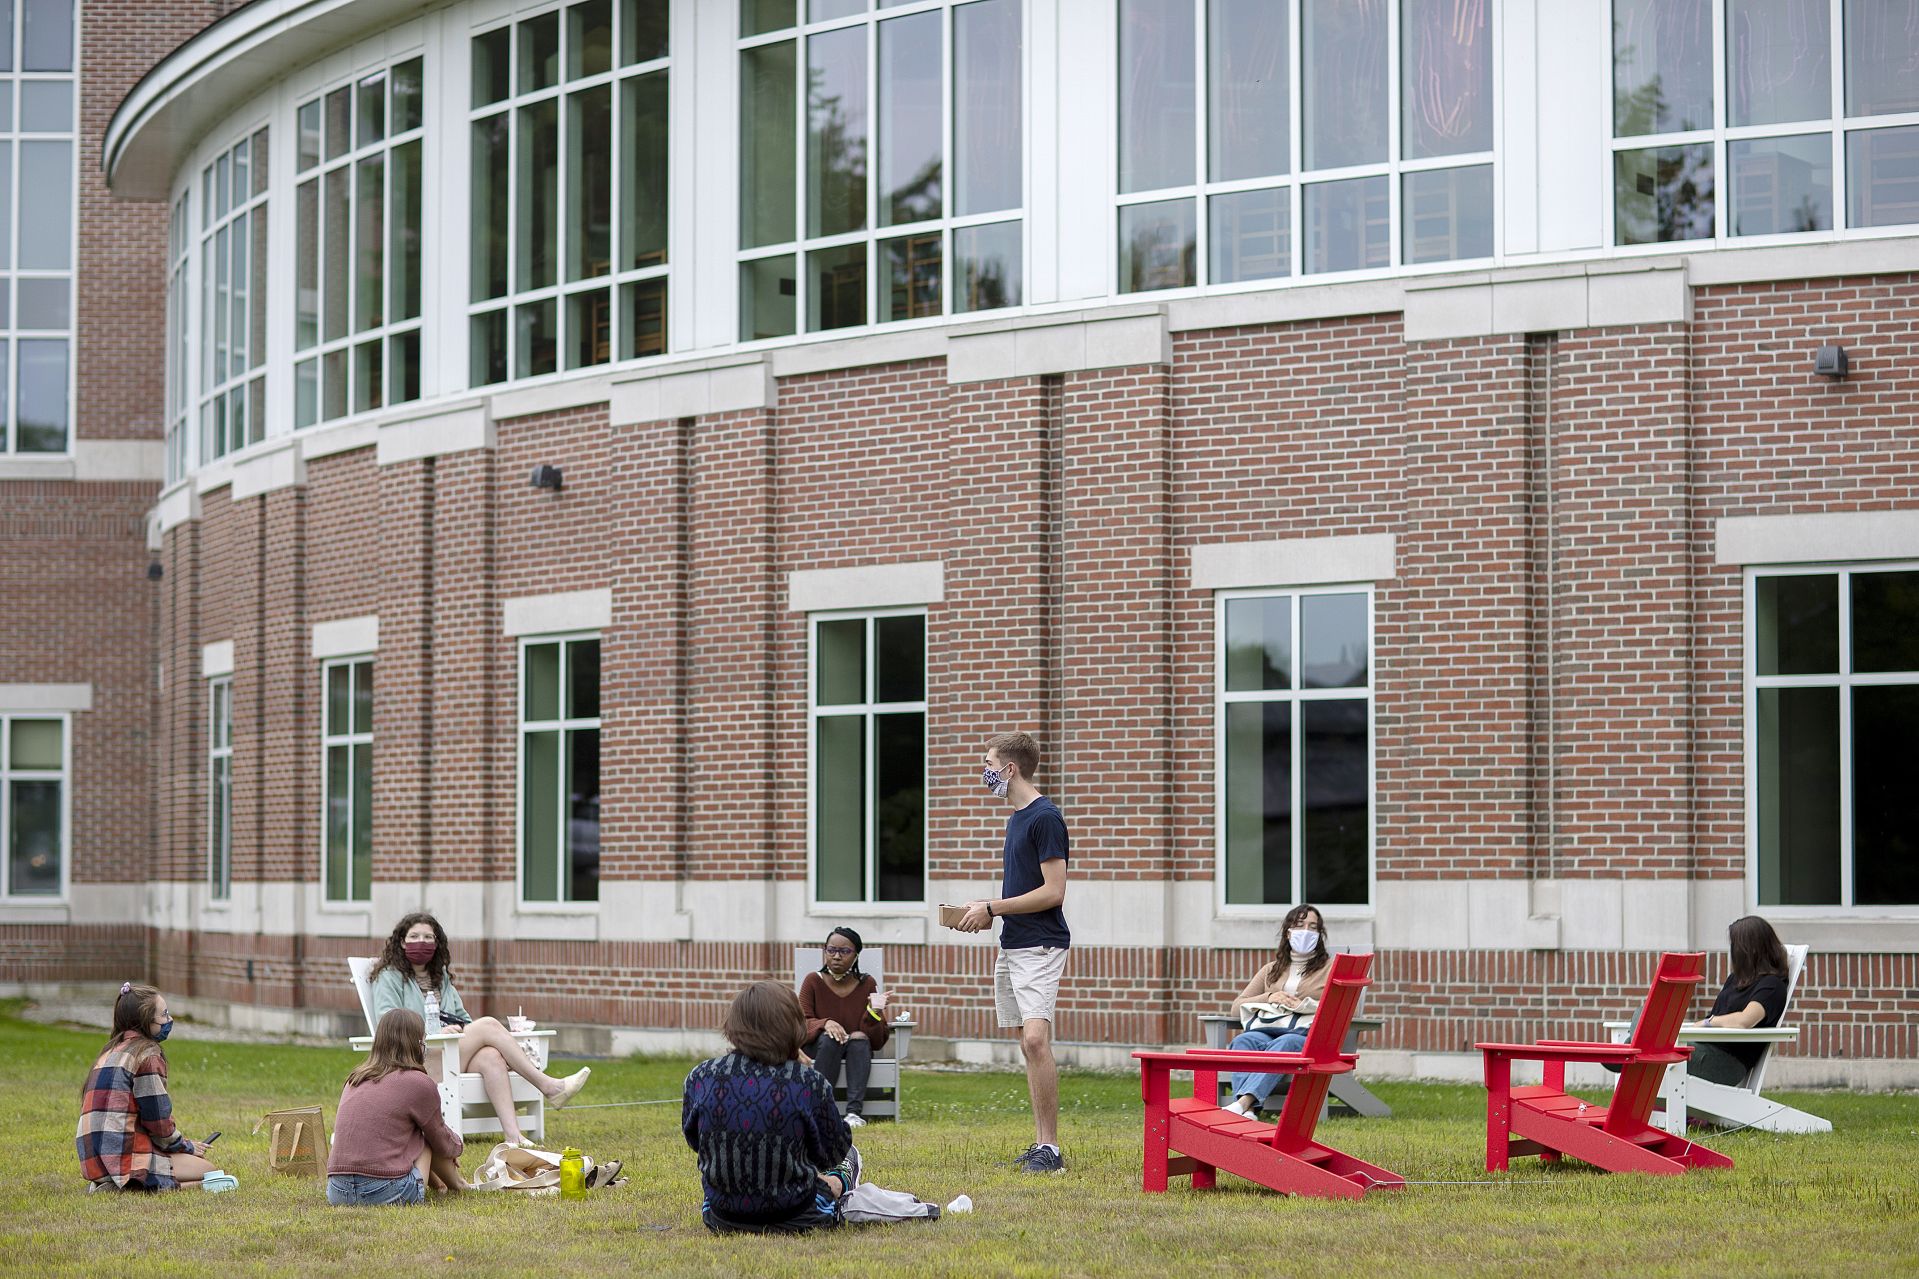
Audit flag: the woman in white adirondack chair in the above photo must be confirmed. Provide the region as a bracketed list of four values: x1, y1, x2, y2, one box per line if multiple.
[1221, 904, 1332, 1117]
[370, 912, 589, 1144]
[1688, 915, 1791, 1085]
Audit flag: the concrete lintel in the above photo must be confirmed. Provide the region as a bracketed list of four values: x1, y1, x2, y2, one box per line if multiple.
[230, 437, 305, 501]
[610, 355, 773, 425]
[375, 401, 494, 467]
[787, 561, 945, 613]
[1190, 533, 1396, 590]
[154, 480, 202, 536]
[1715, 509, 1919, 566]
[312, 615, 380, 659]
[1405, 261, 1690, 342]
[0, 683, 93, 712]
[201, 641, 235, 678]
[502, 587, 613, 637]
[947, 308, 1170, 384]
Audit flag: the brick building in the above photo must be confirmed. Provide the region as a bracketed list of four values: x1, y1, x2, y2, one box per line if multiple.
[2, 0, 1915, 1081]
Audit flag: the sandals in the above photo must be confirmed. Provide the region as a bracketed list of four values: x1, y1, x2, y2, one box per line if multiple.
[587, 1159, 624, 1189]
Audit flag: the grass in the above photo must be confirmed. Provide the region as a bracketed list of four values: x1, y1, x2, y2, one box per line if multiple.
[3, 1001, 1916, 1278]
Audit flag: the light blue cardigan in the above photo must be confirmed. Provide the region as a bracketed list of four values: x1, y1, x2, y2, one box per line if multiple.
[370, 965, 470, 1027]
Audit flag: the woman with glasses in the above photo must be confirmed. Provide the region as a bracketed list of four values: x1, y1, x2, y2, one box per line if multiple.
[77, 983, 216, 1191]
[798, 928, 900, 1127]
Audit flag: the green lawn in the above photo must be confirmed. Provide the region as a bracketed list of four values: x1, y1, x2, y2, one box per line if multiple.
[4, 1002, 1915, 1278]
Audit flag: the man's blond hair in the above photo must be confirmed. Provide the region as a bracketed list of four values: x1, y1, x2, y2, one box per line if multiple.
[986, 731, 1040, 782]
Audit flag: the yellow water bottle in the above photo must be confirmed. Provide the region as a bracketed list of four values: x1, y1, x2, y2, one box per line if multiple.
[559, 1147, 586, 1201]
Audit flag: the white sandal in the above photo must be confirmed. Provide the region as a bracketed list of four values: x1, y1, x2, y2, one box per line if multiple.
[549, 1067, 591, 1109]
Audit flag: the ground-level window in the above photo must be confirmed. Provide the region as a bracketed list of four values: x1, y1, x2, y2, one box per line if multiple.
[520, 635, 600, 903]
[208, 677, 232, 899]
[1750, 565, 1919, 907]
[810, 610, 926, 904]
[2, 713, 65, 897]
[1216, 587, 1372, 907]
[322, 658, 373, 902]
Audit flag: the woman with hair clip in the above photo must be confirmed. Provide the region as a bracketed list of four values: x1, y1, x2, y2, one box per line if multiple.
[77, 982, 216, 1191]
[1221, 904, 1333, 1117]
[327, 1008, 466, 1205]
[1687, 914, 1793, 1085]
[370, 911, 589, 1145]
[797, 926, 902, 1127]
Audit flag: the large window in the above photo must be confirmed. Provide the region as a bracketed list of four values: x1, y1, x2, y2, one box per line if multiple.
[2, 713, 65, 898]
[208, 677, 233, 900]
[199, 131, 268, 461]
[322, 659, 373, 902]
[1216, 588, 1371, 908]
[470, 2, 670, 387]
[1, 0, 75, 453]
[809, 611, 926, 904]
[738, 0, 1023, 341]
[1612, 0, 1919, 244]
[295, 61, 425, 426]
[519, 635, 601, 903]
[1750, 566, 1919, 909]
[165, 193, 191, 482]
[1117, 0, 1492, 293]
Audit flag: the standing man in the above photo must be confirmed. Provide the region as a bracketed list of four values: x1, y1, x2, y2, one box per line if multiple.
[958, 731, 1069, 1173]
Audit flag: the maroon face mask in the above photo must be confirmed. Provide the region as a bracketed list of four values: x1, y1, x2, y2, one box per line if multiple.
[403, 941, 438, 965]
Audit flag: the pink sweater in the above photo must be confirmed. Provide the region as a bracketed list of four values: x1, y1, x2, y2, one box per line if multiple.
[327, 1069, 463, 1179]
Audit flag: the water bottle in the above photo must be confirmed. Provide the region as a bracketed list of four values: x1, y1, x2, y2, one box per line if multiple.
[559, 1147, 587, 1201]
[422, 988, 441, 1034]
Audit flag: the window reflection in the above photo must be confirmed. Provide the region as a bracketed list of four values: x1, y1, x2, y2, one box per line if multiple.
[1614, 144, 1714, 243]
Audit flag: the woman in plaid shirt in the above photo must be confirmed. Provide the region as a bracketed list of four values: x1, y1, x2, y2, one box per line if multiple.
[76, 984, 214, 1191]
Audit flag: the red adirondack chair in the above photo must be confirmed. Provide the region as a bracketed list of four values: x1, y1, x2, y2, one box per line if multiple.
[1478, 950, 1734, 1176]
[1134, 951, 1403, 1200]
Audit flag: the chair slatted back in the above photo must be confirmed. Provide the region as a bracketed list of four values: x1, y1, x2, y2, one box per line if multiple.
[1604, 951, 1705, 1134]
[793, 947, 885, 990]
[1747, 944, 1807, 1093]
[1273, 951, 1372, 1148]
[347, 956, 379, 1034]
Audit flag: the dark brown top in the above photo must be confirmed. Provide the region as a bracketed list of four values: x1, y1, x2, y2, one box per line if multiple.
[798, 971, 890, 1052]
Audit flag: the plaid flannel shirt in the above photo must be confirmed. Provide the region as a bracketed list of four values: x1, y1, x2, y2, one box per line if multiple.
[76, 1034, 192, 1189]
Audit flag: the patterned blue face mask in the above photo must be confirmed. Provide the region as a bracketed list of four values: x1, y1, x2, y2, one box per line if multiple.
[982, 764, 1010, 799]
[154, 1020, 173, 1042]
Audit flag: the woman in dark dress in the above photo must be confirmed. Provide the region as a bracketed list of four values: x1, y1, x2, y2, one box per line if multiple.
[1687, 915, 1792, 1085]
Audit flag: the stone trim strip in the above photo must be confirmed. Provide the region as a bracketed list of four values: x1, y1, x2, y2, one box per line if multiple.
[1715, 509, 1919, 566]
[1190, 533, 1397, 590]
[0, 683, 92, 712]
[787, 561, 945, 613]
[503, 588, 613, 637]
[312, 615, 380, 659]
[201, 641, 234, 678]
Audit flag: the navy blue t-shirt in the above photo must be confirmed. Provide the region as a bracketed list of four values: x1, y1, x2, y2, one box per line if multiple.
[999, 796, 1070, 950]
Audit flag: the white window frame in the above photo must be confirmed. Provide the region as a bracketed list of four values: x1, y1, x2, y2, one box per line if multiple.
[467, 3, 672, 388]
[0, 710, 71, 902]
[208, 676, 233, 900]
[1743, 562, 1919, 918]
[292, 57, 429, 427]
[1, 0, 78, 456]
[164, 190, 192, 482]
[735, 0, 1028, 343]
[1606, 0, 1919, 253]
[515, 631, 602, 910]
[196, 125, 271, 462]
[1212, 583, 1376, 917]
[319, 656, 374, 904]
[1113, 0, 1499, 297]
[806, 606, 929, 910]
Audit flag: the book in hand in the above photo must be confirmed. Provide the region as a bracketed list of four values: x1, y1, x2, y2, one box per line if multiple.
[937, 903, 968, 930]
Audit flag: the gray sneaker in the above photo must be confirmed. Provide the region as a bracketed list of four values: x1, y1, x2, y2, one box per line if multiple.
[1015, 1144, 1066, 1174]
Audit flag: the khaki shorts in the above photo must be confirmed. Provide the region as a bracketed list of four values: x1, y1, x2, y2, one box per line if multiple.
[995, 945, 1069, 1028]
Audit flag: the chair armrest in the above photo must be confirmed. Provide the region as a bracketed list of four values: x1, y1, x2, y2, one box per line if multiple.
[889, 1018, 914, 1061]
[1197, 1014, 1242, 1050]
[1477, 1041, 1642, 1064]
[1134, 1048, 1341, 1072]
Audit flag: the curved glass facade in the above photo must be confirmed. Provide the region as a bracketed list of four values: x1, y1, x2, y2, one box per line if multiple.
[139, 0, 1919, 484]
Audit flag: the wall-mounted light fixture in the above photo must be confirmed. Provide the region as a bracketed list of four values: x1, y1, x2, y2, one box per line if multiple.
[530, 464, 564, 491]
[1814, 344, 1848, 379]
[146, 561, 164, 581]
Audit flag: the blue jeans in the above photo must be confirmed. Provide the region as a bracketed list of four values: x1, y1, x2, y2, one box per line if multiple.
[1228, 1026, 1309, 1108]
[326, 1168, 425, 1206]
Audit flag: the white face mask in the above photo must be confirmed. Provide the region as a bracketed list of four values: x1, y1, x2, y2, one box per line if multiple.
[1288, 928, 1319, 955]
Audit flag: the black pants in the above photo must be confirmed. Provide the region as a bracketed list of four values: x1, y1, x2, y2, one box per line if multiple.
[1684, 1043, 1751, 1086]
[806, 1032, 873, 1114]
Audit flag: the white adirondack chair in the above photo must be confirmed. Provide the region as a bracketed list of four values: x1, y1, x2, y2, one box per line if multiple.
[793, 947, 914, 1121]
[347, 957, 557, 1144]
[1658, 943, 1831, 1134]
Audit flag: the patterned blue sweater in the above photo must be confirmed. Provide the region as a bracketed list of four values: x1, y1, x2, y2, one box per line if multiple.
[682, 1052, 850, 1223]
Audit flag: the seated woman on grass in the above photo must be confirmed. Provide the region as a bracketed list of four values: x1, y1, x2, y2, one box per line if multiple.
[1222, 904, 1332, 1117]
[799, 926, 903, 1128]
[683, 980, 861, 1234]
[370, 911, 589, 1144]
[327, 1008, 466, 1205]
[77, 982, 216, 1192]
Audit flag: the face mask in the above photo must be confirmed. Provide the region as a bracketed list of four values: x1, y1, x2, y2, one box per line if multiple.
[153, 1020, 173, 1042]
[982, 765, 1010, 799]
[1288, 929, 1319, 955]
[403, 941, 438, 965]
